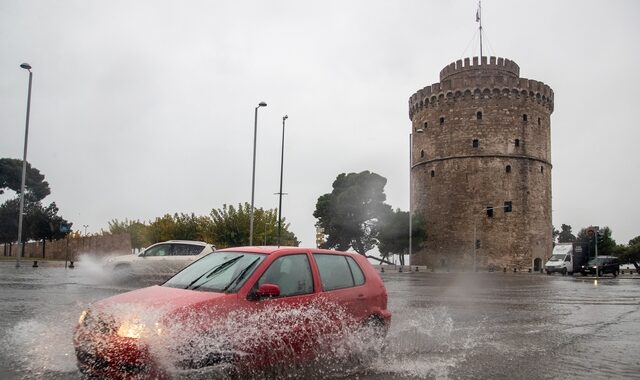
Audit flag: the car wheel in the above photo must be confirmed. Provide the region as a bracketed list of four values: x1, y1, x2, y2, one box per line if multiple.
[358, 316, 387, 358]
[113, 264, 132, 282]
[546, 271, 552, 275]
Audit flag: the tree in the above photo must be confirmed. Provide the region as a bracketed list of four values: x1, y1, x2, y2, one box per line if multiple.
[0, 158, 70, 247]
[106, 219, 151, 249]
[557, 224, 576, 243]
[313, 171, 392, 255]
[377, 209, 426, 265]
[577, 226, 616, 256]
[208, 203, 299, 248]
[552, 226, 560, 243]
[0, 158, 50, 202]
[27, 202, 71, 242]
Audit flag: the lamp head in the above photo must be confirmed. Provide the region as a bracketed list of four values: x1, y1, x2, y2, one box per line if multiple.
[283, 115, 288, 120]
[258, 102, 267, 107]
[20, 63, 32, 71]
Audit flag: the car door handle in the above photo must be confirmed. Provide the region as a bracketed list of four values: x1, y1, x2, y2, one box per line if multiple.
[357, 294, 366, 300]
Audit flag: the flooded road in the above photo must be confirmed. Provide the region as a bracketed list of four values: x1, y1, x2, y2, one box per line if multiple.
[0, 260, 639, 379]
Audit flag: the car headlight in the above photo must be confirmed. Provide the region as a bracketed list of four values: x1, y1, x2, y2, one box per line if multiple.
[116, 319, 164, 338]
[117, 319, 146, 339]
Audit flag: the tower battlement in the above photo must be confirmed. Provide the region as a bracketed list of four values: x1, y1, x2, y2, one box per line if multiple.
[409, 57, 554, 118]
[440, 56, 519, 81]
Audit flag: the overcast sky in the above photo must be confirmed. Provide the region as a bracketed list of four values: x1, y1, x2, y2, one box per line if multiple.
[1, 0, 639, 246]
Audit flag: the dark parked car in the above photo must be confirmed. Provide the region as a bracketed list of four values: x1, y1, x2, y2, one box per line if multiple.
[580, 256, 620, 277]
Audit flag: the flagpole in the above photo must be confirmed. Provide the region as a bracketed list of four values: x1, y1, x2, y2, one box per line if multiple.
[478, 0, 483, 58]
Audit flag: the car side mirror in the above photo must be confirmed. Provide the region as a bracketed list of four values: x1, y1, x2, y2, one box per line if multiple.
[255, 283, 280, 299]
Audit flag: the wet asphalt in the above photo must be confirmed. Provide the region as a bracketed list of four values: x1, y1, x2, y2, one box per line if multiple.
[0, 259, 639, 379]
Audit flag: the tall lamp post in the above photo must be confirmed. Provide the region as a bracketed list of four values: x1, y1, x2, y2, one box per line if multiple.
[16, 63, 33, 268]
[249, 101, 267, 246]
[277, 115, 288, 246]
[409, 128, 423, 264]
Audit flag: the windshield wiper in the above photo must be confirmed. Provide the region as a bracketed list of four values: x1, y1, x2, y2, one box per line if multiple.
[185, 255, 244, 290]
[222, 257, 261, 293]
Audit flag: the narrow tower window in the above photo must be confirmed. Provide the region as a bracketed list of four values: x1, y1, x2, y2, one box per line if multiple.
[476, 111, 482, 120]
[440, 117, 445, 125]
[541, 166, 544, 173]
[515, 139, 520, 147]
[538, 117, 541, 126]
[430, 170, 435, 178]
[504, 201, 513, 213]
[523, 114, 528, 122]
[486, 206, 494, 218]
[420, 150, 425, 158]
[506, 165, 512, 173]
[472, 139, 479, 148]
[423, 121, 428, 130]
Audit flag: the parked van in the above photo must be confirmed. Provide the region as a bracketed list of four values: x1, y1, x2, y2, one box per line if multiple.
[545, 242, 589, 275]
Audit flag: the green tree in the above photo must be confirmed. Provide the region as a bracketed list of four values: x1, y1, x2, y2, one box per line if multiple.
[577, 226, 616, 256]
[106, 219, 150, 249]
[27, 201, 71, 241]
[377, 209, 425, 265]
[313, 171, 392, 255]
[0, 158, 71, 246]
[208, 203, 299, 248]
[557, 224, 576, 243]
[0, 158, 50, 202]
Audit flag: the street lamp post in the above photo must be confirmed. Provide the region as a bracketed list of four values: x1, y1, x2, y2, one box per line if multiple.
[249, 101, 267, 246]
[16, 63, 33, 268]
[277, 115, 288, 247]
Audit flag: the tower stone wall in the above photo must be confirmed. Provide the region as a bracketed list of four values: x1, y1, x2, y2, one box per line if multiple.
[409, 56, 554, 270]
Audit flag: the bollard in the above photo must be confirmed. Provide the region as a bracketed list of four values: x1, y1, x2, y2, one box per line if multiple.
[415, 266, 419, 272]
[503, 267, 507, 273]
[398, 266, 403, 273]
[431, 267, 435, 272]
[32, 260, 38, 268]
[528, 268, 532, 273]
[69, 261, 75, 269]
[513, 268, 517, 273]
[381, 267, 385, 273]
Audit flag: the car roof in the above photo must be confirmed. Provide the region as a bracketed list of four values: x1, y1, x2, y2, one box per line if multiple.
[154, 240, 209, 246]
[216, 246, 361, 256]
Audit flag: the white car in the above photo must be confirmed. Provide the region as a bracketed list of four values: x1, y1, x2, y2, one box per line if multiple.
[104, 240, 215, 280]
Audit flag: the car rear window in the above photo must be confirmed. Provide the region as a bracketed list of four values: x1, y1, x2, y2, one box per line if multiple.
[346, 256, 365, 286]
[172, 244, 204, 256]
[314, 254, 364, 291]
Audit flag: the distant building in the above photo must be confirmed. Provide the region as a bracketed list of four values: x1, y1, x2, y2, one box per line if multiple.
[408, 56, 554, 271]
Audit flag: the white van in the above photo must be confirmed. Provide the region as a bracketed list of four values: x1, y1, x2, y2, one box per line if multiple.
[544, 243, 574, 275]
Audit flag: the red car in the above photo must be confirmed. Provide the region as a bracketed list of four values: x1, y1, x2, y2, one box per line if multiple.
[74, 247, 391, 378]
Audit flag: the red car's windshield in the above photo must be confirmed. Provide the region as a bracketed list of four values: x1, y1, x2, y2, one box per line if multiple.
[163, 251, 266, 293]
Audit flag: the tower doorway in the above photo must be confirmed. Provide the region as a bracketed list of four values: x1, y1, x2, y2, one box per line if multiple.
[533, 258, 542, 272]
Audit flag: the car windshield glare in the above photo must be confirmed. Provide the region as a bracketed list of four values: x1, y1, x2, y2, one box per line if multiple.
[163, 252, 266, 292]
[549, 254, 564, 261]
